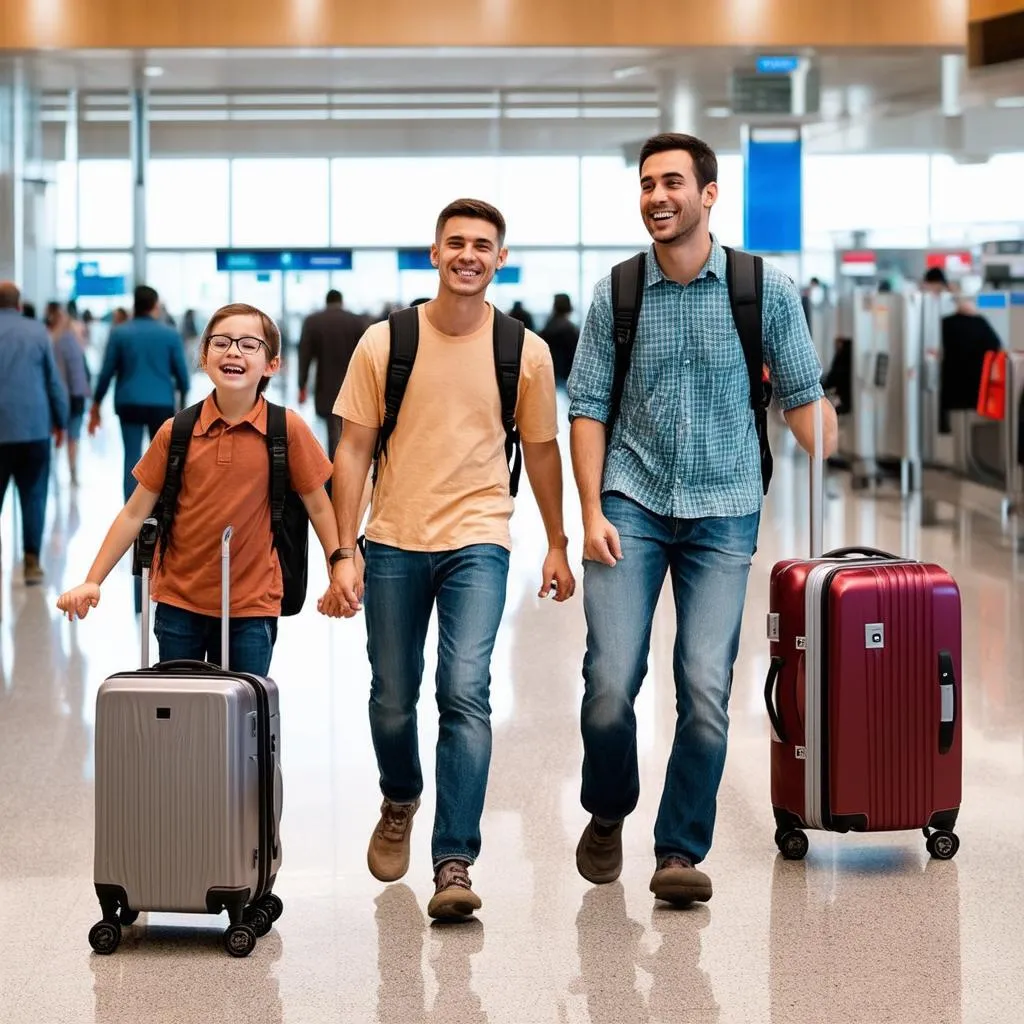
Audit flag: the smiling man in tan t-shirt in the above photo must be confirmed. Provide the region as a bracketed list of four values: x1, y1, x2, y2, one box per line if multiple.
[331, 198, 575, 922]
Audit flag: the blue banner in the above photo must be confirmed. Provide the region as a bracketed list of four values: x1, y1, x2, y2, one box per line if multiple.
[756, 55, 800, 74]
[977, 292, 1007, 309]
[743, 130, 802, 253]
[74, 262, 127, 297]
[215, 249, 353, 272]
[397, 249, 434, 271]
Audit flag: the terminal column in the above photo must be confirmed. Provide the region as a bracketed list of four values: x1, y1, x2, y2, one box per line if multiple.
[0, 60, 49, 305]
[130, 88, 149, 288]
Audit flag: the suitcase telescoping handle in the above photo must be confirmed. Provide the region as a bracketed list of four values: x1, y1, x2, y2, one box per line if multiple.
[138, 516, 160, 669]
[220, 525, 233, 671]
[763, 656, 788, 743]
[809, 396, 824, 558]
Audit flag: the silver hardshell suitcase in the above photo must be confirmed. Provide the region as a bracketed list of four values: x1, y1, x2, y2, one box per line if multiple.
[89, 521, 284, 958]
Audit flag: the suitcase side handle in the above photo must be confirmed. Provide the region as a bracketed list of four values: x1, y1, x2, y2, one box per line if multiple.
[938, 650, 957, 754]
[822, 545, 898, 559]
[764, 656, 788, 743]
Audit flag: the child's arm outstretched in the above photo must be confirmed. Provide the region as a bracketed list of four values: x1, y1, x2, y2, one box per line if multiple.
[56, 484, 161, 620]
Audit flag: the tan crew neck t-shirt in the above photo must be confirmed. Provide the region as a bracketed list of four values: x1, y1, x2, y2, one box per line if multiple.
[335, 304, 557, 553]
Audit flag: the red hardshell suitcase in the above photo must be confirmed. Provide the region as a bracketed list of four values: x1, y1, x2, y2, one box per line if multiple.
[764, 411, 963, 861]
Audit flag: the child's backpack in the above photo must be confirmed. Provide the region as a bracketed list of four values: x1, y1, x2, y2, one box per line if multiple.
[140, 399, 308, 616]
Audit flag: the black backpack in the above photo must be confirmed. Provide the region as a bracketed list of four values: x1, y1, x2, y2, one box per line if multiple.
[138, 398, 309, 616]
[372, 305, 526, 496]
[608, 246, 774, 495]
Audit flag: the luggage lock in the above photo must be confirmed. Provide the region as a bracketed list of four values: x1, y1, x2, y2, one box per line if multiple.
[865, 623, 885, 649]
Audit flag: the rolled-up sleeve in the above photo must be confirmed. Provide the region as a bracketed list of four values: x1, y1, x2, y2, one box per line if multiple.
[567, 276, 615, 424]
[763, 272, 824, 412]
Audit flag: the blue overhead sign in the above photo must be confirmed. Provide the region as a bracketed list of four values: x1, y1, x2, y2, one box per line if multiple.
[977, 292, 1007, 309]
[74, 262, 127, 297]
[756, 55, 800, 74]
[397, 249, 434, 271]
[215, 249, 353, 272]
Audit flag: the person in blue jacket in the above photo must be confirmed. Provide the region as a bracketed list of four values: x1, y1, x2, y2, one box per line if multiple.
[89, 284, 191, 502]
[0, 281, 69, 584]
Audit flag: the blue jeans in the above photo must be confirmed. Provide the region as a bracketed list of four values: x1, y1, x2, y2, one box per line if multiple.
[580, 493, 760, 865]
[153, 602, 278, 677]
[119, 405, 176, 503]
[364, 541, 510, 868]
[0, 440, 51, 556]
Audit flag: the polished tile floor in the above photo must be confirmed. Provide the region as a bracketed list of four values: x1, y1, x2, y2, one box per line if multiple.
[1, 382, 1022, 1023]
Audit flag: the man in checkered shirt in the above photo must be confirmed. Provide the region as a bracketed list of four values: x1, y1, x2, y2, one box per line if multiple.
[567, 132, 838, 906]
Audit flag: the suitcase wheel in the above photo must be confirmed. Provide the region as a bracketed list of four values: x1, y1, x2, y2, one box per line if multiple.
[243, 905, 272, 939]
[88, 920, 122, 955]
[261, 893, 284, 923]
[776, 829, 810, 861]
[223, 923, 257, 958]
[926, 830, 960, 861]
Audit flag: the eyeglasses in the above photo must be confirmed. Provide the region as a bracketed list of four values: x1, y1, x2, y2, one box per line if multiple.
[207, 335, 270, 356]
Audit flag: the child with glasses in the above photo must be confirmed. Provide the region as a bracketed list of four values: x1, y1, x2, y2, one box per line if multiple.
[57, 302, 350, 675]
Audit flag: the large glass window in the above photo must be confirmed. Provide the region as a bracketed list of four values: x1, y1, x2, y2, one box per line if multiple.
[489, 250, 582, 327]
[803, 154, 931, 249]
[145, 251, 230, 325]
[77, 161, 133, 249]
[54, 161, 78, 250]
[231, 159, 330, 248]
[580, 157, 649, 247]
[495, 157, 580, 246]
[148, 160, 230, 248]
[929, 153, 1024, 241]
[332, 157, 499, 247]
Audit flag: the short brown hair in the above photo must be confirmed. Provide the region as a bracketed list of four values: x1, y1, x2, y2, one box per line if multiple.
[200, 303, 282, 395]
[638, 133, 718, 191]
[435, 199, 506, 247]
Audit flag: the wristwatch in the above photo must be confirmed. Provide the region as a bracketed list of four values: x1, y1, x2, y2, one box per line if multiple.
[329, 547, 355, 566]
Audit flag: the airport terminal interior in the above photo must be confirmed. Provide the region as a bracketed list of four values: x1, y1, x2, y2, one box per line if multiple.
[2, 2, 1024, 1021]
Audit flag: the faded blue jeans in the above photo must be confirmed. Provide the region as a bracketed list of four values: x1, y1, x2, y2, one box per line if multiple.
[580, 493, 759, 865]
[364, 540, 509, 868]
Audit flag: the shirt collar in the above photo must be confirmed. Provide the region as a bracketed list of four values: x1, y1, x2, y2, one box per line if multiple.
[195, 392, 268, 436]
[645, 234, 725, 287]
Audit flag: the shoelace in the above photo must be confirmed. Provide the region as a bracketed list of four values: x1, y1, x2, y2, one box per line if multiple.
[435, 861, 472, 891]
[378, 803, 414, 841]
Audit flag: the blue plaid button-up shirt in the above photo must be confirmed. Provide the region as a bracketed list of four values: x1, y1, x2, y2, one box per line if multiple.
[568, 236, 824, 519]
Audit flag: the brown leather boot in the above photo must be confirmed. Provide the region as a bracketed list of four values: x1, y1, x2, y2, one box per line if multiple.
[367, 797, 420, 882]
[575, 817, 624, 884]
[427, 859, 481, 921]
[23, 554, 44, 586]
[650, 855, 713, 906]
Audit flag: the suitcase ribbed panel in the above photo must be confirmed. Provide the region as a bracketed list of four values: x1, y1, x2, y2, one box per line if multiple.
[94, 678, 260, 913]
[831, 565, 936, 830]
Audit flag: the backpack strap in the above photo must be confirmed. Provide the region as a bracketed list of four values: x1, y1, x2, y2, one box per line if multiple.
[608, 251, 646, 432]
[154, 400, 204, 563]
[265, 400, 288, 546]
[724, 246, 773, 494]
[374, 306, 419, 485]
[493, 310, 525, 498]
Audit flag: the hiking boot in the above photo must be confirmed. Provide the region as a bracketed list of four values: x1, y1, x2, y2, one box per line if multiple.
[23, 554, 44, 586]
[427, 859, 482, 921]
[367, 797, 420, 882]
[650, 855, 713, 906]
[575, 816, 623, 884]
